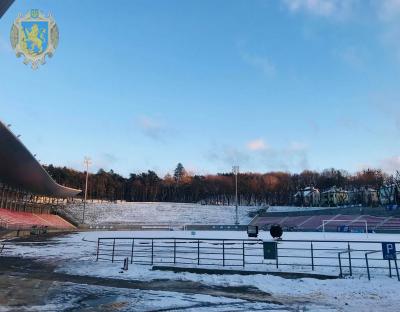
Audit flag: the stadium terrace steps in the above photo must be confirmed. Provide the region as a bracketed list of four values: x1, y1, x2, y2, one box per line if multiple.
[252, 214, 400, 232]
[0, 208, 75, 230]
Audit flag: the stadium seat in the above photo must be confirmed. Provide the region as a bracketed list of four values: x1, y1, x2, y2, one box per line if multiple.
[0, 208, 75, 230]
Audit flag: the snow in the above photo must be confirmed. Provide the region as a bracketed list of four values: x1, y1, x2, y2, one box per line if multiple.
[5, 230, 400, 265]
[0, 282, 283, 311]
[64, 202, 262, 225]
[3, 230, 400, 311]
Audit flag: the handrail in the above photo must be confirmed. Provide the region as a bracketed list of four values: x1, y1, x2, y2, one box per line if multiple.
[395, 251, 400, 281]
[95, 237, 400, 281]
[337, 249, 351, 277]
[95, 237, 400, 244]
[365, 251, 381, 280]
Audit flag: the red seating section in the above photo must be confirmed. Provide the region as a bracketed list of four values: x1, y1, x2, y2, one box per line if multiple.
[253, 214, 400, 232]
[0, 208, 75, 230]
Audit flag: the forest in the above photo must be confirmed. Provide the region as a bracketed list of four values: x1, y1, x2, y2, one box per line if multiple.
[44, 163, 393, 205]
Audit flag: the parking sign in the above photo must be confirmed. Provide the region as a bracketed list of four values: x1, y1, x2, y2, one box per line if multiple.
[382, 242, 397, 260]
[263, 241, 277, 259]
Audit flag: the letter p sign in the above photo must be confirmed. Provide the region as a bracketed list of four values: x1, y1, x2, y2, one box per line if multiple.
[382, 242, 397, 260]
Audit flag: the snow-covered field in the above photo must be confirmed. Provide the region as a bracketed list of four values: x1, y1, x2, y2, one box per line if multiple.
[3, 230, 400, 311]
[64, 202, 261, 225]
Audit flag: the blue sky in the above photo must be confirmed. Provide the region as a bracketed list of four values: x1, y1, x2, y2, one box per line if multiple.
[1, 0, 400, 177]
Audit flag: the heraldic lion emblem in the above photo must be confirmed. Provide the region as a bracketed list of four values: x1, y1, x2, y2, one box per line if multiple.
[10, 9, 59, 69]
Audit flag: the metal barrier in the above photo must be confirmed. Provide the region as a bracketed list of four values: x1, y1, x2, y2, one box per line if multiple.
[96, 237, 400, 280]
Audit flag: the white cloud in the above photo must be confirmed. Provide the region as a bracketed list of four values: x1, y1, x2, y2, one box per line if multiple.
[360, 155, 400, 174]
[375, 0, 400, 62]
[283, 0, 336, 16]
[379, 155, 400, 173]
[137, 116, 169, 141]
[241, 52, 276, 77]
[282, 0, 356, 18]
[287, 141, 307, 151]
[377, 0, 400, 21]
[281, 1, 400, 62]
[207, 140, 309, 172]
[247, 138, 268, 151]
[92, 153, 119, 172]
[206, 145, 250, 167]
[333, 46, 365, 69]
[383, 27, 400, 61]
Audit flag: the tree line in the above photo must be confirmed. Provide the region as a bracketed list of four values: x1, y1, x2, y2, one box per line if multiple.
[44, 163, 393, 205]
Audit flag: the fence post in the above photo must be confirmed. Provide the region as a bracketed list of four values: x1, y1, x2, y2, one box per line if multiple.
[338, 253, 342, 278]
[276, 243, 279, 269]
[130, 238, 134, 264]
[151, 239, 154, 265]
[242, 241, 245, 267]
[197, 240, 200, 265]
[222, 240, 225, 267]
[348, 243, 352, 277]
[96, 238, 100, 261]
[174, 239, 176, 264]
[112, 238, 115, 263]
[311, 242, 314, 271]
[365, 253, 371, 280]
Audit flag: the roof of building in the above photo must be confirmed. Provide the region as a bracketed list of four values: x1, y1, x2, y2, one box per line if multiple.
[294, 187, 319, 198]
[321, 186, 348, 194]
[0, 120, 81, 197]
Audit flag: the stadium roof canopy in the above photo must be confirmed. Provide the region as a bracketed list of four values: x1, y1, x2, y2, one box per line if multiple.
[0, 121, 81, 197]
[0, 0, 14, 19]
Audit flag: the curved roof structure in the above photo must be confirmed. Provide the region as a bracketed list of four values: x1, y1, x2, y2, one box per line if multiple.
[0, 121, 81, 197]
[0, 0, 14, 19]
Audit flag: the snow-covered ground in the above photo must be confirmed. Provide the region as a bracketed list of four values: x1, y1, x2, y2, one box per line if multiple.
[3, 230, 400, 311]
[64, 202, 261, 225]
[6, 231, 400, 272]
[40, 285, 282, 312]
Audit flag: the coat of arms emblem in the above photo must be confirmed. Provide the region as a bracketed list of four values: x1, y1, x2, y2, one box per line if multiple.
[10, 9, 59, 69]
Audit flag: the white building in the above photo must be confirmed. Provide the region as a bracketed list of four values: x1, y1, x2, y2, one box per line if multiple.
[294, 187, 320, 207]
[320, 187, 348, 207]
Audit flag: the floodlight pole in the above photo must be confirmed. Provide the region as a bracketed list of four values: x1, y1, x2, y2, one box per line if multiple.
[82, 156, 92, 224]
[233, 166, 239, 225]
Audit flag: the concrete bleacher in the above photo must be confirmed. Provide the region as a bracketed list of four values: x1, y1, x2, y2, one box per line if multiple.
[251, 214, 400, 233]
[0, 208, 75, 230]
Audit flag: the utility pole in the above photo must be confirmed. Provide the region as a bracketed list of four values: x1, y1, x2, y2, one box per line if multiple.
[232, 165, 239, 225]
[82, 156, 92, 224]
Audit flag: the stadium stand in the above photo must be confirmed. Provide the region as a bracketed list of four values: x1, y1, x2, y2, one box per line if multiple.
[0, 208, 75, 230]
[0, 120, 80, 232]
[251, 214, 400, 233]
[0, 0, 14, 19]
